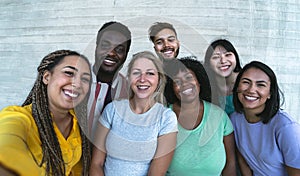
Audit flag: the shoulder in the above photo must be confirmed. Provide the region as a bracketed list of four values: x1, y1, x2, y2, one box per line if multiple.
[203, 101, 228, 119]
[271, 110, 300, 131]
[0, 105, 34, 129]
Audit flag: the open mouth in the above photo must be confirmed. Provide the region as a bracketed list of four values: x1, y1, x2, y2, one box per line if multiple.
[137, 85, 150, 90]
[181, 88, 193, 95]
[64, 90, 79, 98]
[244, 95, 258, 101]
[103, 57, 118, 66]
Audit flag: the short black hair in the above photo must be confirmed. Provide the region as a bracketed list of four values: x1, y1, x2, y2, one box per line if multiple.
[96, 21, 132, 54]
[233, 61, 284, 123]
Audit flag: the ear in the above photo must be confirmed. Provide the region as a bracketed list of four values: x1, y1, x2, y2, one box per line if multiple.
[42, 71, 50, 85]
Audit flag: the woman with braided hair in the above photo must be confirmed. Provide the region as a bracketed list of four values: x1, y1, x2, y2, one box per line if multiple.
[0, 50, 92, 176]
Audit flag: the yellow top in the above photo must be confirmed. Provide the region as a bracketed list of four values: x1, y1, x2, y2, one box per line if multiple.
[0, 104, 83, 176]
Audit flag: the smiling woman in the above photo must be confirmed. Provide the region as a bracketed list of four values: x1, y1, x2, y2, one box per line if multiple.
[231, 61, 300, 175]
[90, 51, 178, 176]
[0, 50, 92, 176]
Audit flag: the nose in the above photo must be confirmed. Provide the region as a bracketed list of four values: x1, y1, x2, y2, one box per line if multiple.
[107, 47, 117, 57]
[246, 83, 257, 93]
[138, 73, 146, 82]
[72, 76, 82, 89]
[220, 54, 226, 63]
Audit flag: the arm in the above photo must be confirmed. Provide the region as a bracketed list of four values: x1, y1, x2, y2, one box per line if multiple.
[222, 133, 237, 176]
[0, 165, 18, 176]
[286, 166, 300, 176]
[236, 149, 253, 176]
[148, 132, 177, 176]
[89, 123, 109, 176]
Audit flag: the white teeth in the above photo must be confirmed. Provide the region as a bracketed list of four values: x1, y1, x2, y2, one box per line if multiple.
[182, 88, 193, 95]
[220, 65, 229, 70]
[245, 96, 257, 101]
[164, 50, 172, 54]
[104, 59, 116, 64]
[137, 85, 149, 90]
[65, 91, 78, 98]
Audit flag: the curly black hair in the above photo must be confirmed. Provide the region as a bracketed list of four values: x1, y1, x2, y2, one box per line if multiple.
[164, 56, 212, 105]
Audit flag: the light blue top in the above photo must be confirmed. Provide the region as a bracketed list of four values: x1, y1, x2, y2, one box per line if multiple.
[166, 101, 234, 176]
[230, 110, 300, 176]
[99, 99, 178, 176]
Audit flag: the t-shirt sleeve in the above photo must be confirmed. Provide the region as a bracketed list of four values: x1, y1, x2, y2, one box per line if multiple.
[223, 112, 234, 136]
[99, 103, 114, 129]
[277, 122, 300, 169]
[159, 108, 178, 136]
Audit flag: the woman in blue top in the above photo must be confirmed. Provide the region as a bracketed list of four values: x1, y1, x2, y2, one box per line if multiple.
[230, 61, 300, 175]
[89, 51, 178, 176]
[164, 57, 236, 176]
[204, 39, 242, 116]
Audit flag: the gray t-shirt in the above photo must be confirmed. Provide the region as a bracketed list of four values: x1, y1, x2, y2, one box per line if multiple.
[99, 99, 178, 176]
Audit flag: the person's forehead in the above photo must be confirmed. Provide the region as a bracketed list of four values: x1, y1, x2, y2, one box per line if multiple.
[154, 28, 176, 39]
[100, 30, 128, 44]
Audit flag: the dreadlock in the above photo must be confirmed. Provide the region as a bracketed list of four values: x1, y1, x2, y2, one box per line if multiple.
[22, 49, 91, 176]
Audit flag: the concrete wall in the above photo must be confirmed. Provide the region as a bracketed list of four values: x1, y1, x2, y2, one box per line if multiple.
[1, 0, 299, 121]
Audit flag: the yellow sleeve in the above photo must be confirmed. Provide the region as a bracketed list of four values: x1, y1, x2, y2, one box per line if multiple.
[0, 106, 41, 176]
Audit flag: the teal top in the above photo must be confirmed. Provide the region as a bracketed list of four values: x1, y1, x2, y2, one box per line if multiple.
[219, 94, 234, 116]
[166, 101, 234, 176]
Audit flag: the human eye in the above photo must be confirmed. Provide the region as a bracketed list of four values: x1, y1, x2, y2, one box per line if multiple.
[100, 41, 110, 49]
[186, 74, 194, 81]
[173, 79, 181, 86]
[132, 70, 141, 76]
[240, 79, 250, 85]
[225, 52, 233, 57]
[211, 54, 220, 60]
[114, 45, 125, 54]
[155, 40, 163, 45]
[146, 71, 156, 76]
[168, 37, 176, 42]
[64, 70, 75, 77]
[81, 76, 91, 84]
[257, 82, 267, 87]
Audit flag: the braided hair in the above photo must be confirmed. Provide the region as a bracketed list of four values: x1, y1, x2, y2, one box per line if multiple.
[22, 50, 91, 176]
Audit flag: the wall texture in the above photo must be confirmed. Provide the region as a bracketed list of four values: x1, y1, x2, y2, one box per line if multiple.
[1, 0, 299, 121]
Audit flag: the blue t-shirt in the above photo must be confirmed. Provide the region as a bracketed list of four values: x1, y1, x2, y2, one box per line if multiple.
[230, 110, 300, 176]
[99, 99, 178, 176]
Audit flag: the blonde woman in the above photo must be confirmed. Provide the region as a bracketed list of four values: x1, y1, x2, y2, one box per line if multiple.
[90, 51, 178, 176]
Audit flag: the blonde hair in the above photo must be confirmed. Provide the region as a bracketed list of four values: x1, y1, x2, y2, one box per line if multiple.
[127, 51, 166, 104]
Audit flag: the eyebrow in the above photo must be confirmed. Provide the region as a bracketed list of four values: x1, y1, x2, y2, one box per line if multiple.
[64, 66, 91, 76]
[242, 77, 268, 84]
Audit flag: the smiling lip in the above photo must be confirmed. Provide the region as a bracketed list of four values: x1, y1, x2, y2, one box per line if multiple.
[64, 90, 79, 98]
[244, 95, 258, 101]
[137, 85, 150, 90]
[181, 88, 193, 95]
[103, 57, 118, 66]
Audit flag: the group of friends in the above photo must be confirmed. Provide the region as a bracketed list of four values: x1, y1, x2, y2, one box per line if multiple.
[0, 21, 299, 176]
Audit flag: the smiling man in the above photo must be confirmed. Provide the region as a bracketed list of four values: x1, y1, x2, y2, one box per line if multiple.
[88, 21, 131, 138]
[148, 22, 180, 62]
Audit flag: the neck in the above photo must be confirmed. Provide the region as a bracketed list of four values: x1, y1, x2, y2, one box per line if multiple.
[244, 110, 261, 123]
[174, 100, 204, 130]
[129, 97, 155, 114]
[50, 107, 73, 138]
[215, 72, 238, 96]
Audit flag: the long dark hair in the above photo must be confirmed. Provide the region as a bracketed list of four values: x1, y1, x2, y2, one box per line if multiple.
[233, 61, 284, 123]
[203, 39, 242, 105]
[22, 50, 92, 175]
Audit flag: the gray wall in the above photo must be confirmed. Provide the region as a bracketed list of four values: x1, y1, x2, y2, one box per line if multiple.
[1, 0, 299, 122]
